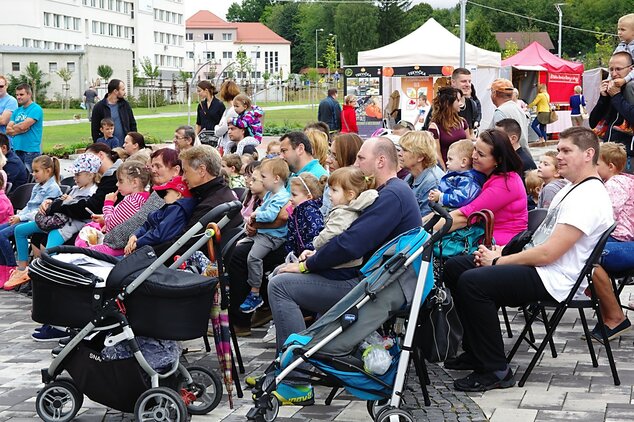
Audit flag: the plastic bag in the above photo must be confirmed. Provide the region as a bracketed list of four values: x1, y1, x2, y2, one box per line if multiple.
[360, 332, 394, 375]
[101, 336, 181, 373]
[268, 252, 299, 280]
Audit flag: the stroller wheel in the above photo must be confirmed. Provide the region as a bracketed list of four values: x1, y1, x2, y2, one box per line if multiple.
[36, 380, 84, 422]
[177, 366, 222, 415]
[367, 398, 389, 419]
[262, 394, 280, 422]
[134, 387, 188, 422]
[375, 407, 415, 422]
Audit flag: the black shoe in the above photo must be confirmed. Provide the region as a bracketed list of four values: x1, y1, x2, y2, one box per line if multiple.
[251, 308, 273, 328]
[454, 368, 515, 392]
[51, 345, 63, 357]
[444, 353, 476, 371]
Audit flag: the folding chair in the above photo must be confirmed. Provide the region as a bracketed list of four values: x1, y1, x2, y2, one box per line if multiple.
[611, 270, 634, 311]
[9, 183, 36, 213]
[60, 176, 76, 187]
[507, 223, 619, 387]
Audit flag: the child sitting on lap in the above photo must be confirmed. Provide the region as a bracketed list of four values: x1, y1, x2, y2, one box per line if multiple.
[285, 173, 325, 257]
[537, 150, 568, 209]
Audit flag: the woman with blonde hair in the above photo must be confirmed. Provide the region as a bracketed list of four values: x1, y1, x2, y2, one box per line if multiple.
[528, 83, 551, 142]
[569, 85, 587, 127]
[214, 80, 241, 153]
[400, 131, 444, 216]
[340, 95, 358, 134]
[304, 128, 329, 168]
[428, 87, 469, 170]
[385, 90, 401, 128]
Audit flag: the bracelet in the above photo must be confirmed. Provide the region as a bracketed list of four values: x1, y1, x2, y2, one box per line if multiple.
[298, 261, 310, 273]
[492, 257, 500, 266]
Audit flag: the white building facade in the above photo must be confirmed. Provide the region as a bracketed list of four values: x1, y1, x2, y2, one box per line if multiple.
[185, 11, 290, 92]
[0, 0, 185, 99]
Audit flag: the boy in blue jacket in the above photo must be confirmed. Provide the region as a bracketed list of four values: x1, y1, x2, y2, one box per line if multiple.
[428, 139, 486, 208]
[124, 176, 197, 255]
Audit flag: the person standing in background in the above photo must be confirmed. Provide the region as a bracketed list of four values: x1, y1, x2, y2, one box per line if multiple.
[83, 85, 99, 122]
[91, 79, 137, 143]
[318, 88, 341, 132]
[6, 84, 43, 171]
[0, 76, 17, 134]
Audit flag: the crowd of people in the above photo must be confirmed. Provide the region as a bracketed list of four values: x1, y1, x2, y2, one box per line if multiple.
[0, 16, 632, 409]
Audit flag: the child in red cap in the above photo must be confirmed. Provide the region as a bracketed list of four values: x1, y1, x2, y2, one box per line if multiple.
[124, 176, 197, 255]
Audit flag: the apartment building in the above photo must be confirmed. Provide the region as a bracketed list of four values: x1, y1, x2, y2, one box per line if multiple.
[0, 0, 185, 99]
[185, 10, 290, 90]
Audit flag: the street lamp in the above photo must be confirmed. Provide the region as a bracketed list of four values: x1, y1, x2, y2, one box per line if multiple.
[555, 3, 567, 58]
[314, 28, 324, 109]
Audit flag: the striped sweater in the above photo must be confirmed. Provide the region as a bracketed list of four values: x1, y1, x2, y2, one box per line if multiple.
[102, 191, 150, 233]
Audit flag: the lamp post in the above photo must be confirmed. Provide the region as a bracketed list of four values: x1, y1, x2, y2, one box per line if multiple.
[459, 0, 466, 67]
[314, 28, 324, 109]
[555, 3, 566, 58]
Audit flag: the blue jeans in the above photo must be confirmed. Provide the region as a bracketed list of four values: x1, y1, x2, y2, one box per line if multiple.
[14, 221, 45, 262]
[601, 238, 634, 273]
[531, 117, 547, 140]
[15, 151, 40, 172]
[0, 222, 22, 266]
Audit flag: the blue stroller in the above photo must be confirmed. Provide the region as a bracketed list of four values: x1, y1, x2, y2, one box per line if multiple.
[247, 204, 452, 422]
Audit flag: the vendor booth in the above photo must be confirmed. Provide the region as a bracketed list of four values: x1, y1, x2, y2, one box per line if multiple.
[355, 18, 501, 131]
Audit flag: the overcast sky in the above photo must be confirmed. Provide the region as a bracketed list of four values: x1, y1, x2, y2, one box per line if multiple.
[184, 0, 460, 20]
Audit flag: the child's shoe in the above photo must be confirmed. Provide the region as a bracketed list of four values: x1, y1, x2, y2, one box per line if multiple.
[4, 267, 29, 290]
[240, 292, 264, 313]
[32, 325, 68, 342]
[272, 383, 315, 406]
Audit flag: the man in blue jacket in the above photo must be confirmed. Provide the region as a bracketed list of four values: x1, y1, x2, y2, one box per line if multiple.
[318, 88, 341, 132]
[90, 79, 137, 142]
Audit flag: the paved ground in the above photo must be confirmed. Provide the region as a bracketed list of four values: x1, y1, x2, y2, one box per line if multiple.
[2, 280, 634, 421]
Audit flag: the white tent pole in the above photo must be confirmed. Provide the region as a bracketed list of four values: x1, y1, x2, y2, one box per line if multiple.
[459, 0, 466, 67]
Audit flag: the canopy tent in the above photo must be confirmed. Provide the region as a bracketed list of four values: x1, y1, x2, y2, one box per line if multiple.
[357, 18, 501, 128]
[502, 41, 584, 103]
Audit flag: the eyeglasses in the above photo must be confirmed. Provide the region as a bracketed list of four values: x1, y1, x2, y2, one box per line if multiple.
[609, 66, 633, 72]
[173, 135, 186, 141]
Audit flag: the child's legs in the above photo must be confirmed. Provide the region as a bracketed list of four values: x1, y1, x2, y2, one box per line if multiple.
[624, 80, 634, 105]
[14, 221, 45, 263]
[89, 244, 124, 257]
[247, 234, 285, 290]
[0, 223, 19, 266]
[46, 229, 66, 249]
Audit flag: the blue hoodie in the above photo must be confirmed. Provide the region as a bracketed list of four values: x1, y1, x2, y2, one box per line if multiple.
[134, 197, 197, 248]
[438, 169, 487, 208]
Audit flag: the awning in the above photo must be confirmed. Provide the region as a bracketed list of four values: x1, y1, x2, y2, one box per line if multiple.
[512, 65, 548, 72]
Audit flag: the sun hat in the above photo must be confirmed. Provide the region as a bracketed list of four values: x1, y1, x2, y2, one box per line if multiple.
[71, 153, 102, 174]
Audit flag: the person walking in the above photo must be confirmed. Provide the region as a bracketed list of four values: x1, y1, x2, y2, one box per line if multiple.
[83, 85, 99, 121]
[528, 84, 551, 143]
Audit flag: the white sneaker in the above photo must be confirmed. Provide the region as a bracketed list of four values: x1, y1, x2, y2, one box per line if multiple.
[263, 322, 276, 343]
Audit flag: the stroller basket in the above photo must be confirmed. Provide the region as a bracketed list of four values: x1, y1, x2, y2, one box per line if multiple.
[31, 246, 217, 340]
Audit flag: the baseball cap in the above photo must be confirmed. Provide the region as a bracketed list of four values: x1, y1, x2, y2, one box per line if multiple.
[71, 153, 101, 174]
[153, 175, 192, 198]
[490, 78, 514, 93]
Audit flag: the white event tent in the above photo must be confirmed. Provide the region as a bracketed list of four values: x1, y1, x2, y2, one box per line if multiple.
[357, 18, 502, 128]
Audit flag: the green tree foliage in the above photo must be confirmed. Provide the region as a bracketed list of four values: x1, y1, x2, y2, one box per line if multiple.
[403, 3, 434, 33]
[467, 16, 500, 52]
[333, 3, 379, 66]
[56, 67, 73, 110]
[97, 64, 113, 82]
[10, 62, 50, 103]
[295, 4, 336, 70]
[226, 0, 270, 22]
[585, 33, 618, 68]
[377, 0, 411, 45]
[502, 39, 520, 59]
[262, 2, 302, 72]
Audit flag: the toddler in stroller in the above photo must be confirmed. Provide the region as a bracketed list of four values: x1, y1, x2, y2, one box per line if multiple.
[248, 204, 452, 422]
[30, 201, 242, 421]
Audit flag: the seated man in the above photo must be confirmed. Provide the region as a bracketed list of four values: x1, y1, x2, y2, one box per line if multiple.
[261, 137, 421, 405]
[444, 127, 614, 392]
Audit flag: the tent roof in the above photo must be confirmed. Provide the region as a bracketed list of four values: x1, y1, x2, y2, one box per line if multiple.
[501, 41, 583, 74]
[357, 18, 500, 68]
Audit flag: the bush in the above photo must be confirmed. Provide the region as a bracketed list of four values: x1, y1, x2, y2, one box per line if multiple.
[41, 98, 84, 109]
[46, 140, 93, 158]
[129, 91, 169, 108]
[142, 133, 163, 145]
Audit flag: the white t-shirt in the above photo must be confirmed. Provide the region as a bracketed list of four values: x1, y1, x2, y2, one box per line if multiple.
[531, 178, 614, 302]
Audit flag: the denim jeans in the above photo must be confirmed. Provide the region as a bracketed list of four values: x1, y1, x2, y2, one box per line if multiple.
[601, 239, 634, 273]
[0, 222, 22, 266]
[15, 151, 40, 172]
[531, 116, 547, 140]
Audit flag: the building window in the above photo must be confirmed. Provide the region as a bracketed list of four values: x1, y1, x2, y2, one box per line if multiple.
[187, 51, 194, 59]
[22, 39, 30, 48]
[44, 41, 52, 49]
[205, 51, 215, 60]
[186, 32, 193, 41]
[43, 13, 51, 27]
[12, 62, 19, 72]
[204, 33, 213, 41]
[67, 62, 76, 72]
[55, 42, 62, 49]
[33, 40, 41, 48]
[223, 51, 232, 59]
[222, 33, 232, 41]
[49, 62, 58, 72]
[74, 18, 80, 31]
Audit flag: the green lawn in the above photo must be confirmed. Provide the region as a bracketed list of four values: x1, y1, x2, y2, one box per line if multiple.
[41, 107, 316, 153]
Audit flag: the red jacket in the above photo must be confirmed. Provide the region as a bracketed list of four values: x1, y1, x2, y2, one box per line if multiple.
[340, 104, 358, 133]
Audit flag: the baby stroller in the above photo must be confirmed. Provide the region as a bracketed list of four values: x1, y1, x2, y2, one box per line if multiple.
[30, 201, 243, 422]
[247, 204, 452, 422]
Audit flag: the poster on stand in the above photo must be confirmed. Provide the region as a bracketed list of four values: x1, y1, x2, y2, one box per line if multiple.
[343, 66, 383, 138]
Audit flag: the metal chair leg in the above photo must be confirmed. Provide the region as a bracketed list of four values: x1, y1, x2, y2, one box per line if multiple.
[501, 306, 513, 338]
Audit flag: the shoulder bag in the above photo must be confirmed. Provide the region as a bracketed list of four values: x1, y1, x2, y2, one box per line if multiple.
[420, 285, 463, 363]
[433, 209, 494, 258]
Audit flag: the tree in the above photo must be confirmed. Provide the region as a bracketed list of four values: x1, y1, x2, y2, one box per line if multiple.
[236, 47, 253, 93]
[466, 16, 500, 52]
[140, 57, 161, 109]
[262, 2, 302, 72]
[56, 67, 73, 110]
[8, 62, 50, 103]
[323, 35, 338, 85]
[132, 65, 145, 87]
[177, 70, 192, 103]
[403, 2, 434, 33]
[585, 33, 617, 69]
[97, 65, 113, 83]
[334, 3, 380, 66]
[226, 0, 271, 22]
[376, 0, 411, 45]
[502, 39, 520, 59]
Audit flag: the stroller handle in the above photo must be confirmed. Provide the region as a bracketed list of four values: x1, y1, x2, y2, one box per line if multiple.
[426, 202, 453, 245]
[199, 200, 242, 227]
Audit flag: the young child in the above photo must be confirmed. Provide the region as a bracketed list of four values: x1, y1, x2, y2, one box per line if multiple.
[265, 140, 281, 159]
[537, 150, 568, 209]
[221, 154, 246, 189]
[240, 158, 290, 313]
[285, 173, 325, 257]
[310, 167, 378, 269]
[240, 161, 263, 223]
[524, 169, 542, 211]
[0, 176, 11, 225]
[240, 153, 256, 175]
[611, 14, 634, 108]
[428, 140, 486, 208]
[76, 160, 151, 256]
[95, 118, 121, 149]
[1, 155, 62, 288]
[21, 154, 100, 261]
[124, 176, 196, 255]
[230, 94, 264, 155]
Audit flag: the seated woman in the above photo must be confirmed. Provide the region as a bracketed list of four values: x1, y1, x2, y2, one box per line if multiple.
[433, 129, 528, 246]
[123, 131, 151, 164]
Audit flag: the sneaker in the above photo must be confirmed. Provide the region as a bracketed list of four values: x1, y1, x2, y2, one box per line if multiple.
[590, 318, 631, 344]
[4, 268, 30, 290]
[444, 353, 476, 371]
[454, 368, 515, 392]
[272, 383, 315, 406]
[263, 323, 276, 344]
[32, 326, 68, 342]
[245, 374, 263, 388]
[251, 308, 273, 328]
[240, 292, 264, 313]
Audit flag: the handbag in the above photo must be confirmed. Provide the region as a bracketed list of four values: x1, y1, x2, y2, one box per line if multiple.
[580, 95, 589, 119]
[549, 109, 559, 124]
[433, 209, 494, 258]
[35, 212, 70, 232]
[420, 286, 463, 363]
[537, 112, 551, 125]
[502, 229, 534, 256]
